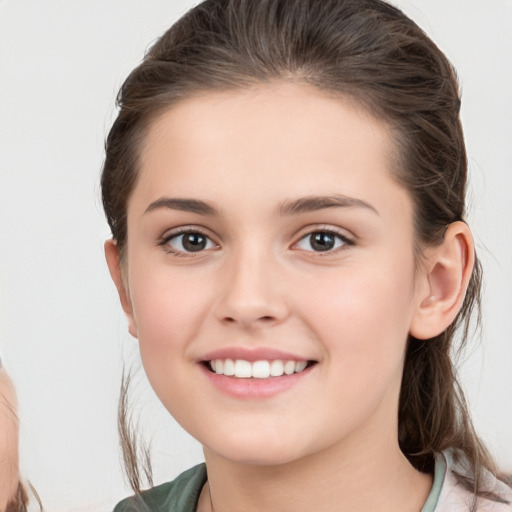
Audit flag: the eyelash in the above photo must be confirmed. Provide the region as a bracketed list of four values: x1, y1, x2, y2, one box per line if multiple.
[158, 226, 354, 257]
[159, 227, 218, 257]
[294, 227, 354, 255]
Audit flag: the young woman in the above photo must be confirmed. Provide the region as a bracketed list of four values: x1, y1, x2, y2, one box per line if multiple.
[0, 359, 19, 510]
[0, 360, 30, 512]
[101, 0, 512, 510]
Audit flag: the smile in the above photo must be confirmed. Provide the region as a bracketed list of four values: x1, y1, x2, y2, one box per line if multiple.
[208, 359, 310, 379]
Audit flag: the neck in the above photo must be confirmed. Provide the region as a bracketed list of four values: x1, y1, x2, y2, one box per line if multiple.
[198, 432, 432, 512]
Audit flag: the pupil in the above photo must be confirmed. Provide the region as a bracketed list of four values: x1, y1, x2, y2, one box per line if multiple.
[183, 233, 206, 252]
[311, 232, 334, 251]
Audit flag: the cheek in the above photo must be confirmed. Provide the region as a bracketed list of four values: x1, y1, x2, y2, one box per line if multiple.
[287, 260, 417, 436]
[127, 271, 214, 414]
[298, 253, 416, 366]
[128, 268, 212, 359]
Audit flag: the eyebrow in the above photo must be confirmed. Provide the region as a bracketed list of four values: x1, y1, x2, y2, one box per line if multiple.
[277, 195, 379, 216]
[144, 194, 378, 217]
[144, 197, 219, 216]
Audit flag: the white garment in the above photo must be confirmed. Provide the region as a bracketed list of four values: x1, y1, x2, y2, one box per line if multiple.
[426, 452, 512, 512]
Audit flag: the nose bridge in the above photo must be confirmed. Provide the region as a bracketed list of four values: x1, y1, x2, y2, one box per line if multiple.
[215, 238, 288, 327]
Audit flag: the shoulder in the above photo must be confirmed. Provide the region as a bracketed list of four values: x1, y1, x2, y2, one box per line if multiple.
[113, 463, 207, 512]
[436, 453, 512, 512]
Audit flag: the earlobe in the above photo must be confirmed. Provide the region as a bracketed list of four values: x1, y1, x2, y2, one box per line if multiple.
[409, 222, 475, 340]
[104, 240, 138, 339]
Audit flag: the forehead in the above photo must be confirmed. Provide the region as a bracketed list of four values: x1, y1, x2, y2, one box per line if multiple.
[141, 82, 393, 164]
[133, 82, 408, 219]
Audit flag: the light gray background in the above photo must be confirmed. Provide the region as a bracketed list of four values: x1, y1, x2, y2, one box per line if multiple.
[1, 1, 511, 510]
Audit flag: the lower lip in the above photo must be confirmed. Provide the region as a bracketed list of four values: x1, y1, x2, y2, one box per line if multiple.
[200, 364, 314, 399]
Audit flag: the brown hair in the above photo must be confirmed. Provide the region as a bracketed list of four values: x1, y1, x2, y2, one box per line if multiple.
[5, 481, 43, 512]
[101, 0, 509, 505]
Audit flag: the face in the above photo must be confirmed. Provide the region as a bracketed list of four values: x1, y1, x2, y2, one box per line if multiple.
[0, 369, 19, 507]
[114, 83, 427, 466]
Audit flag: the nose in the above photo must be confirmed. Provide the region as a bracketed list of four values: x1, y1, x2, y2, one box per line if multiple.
[214, 247, 289, 330]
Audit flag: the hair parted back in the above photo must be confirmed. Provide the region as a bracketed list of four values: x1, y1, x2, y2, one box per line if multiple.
[101, 0, 510, 504]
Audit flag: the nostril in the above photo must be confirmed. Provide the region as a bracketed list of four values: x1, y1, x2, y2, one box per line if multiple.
[223, 315, 276, 327]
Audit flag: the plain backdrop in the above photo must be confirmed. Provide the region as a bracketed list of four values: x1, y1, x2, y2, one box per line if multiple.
[0, 1, 511, 510]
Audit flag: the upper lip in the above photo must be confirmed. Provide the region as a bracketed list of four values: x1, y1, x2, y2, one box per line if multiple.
[200, 347, 312, 362]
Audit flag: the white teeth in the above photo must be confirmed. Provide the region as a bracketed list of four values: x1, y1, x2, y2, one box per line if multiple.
[295, 360, 307, 372]
[252, 360, 270, 379]
[270, 360, 284, 376]
[208, 358, 310, 378]
[223, 358, 235, 376]
[284, 360, 295, 375]
[234, 359, 252, 378]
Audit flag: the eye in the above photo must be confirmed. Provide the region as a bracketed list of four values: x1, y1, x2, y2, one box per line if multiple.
[165, 230, 216, 254]
[295, 230, 349, 253]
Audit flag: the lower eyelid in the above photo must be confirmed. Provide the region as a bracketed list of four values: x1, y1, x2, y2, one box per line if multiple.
[295, 229, 353, 246]
[159, 229, 217, 253]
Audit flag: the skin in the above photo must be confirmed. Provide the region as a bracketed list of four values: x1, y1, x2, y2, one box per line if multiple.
[106, 82, 474, 512]
[0, 367, 20, 510]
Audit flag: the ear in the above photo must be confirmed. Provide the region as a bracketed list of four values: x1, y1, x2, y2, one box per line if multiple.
[409, 221, 475, 340]
[104, 240, 138, 339]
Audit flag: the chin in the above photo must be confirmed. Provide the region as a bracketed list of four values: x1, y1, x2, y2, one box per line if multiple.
[213, 447, 303, 467]
[202, 428, 314, 467]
